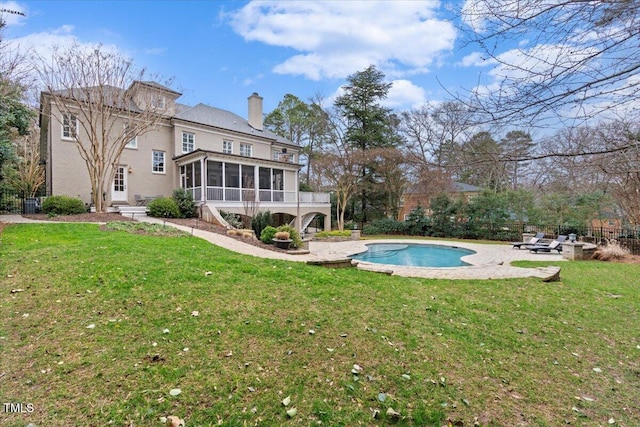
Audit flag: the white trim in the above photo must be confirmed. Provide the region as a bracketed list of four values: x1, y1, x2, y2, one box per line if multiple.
[151, 95, 165, 109]
[124, 122, 138, 149]
[239, 143, 252, 157]
[223, 139, 233, 154]
[61, 113, 78, 141]
[182, 131, 195, 153]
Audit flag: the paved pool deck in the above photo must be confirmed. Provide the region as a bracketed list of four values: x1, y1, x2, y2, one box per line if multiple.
[1, 214, 564, 281]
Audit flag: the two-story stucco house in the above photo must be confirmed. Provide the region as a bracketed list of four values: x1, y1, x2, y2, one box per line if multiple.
[38, 81, 331, 232]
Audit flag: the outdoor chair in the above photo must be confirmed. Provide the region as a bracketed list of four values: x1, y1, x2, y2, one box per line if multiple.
[511, 232, 544, 249]
[528, 235, 567, 253]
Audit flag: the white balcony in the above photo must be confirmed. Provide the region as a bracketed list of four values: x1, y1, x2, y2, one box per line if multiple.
[187, 186, 329, 205]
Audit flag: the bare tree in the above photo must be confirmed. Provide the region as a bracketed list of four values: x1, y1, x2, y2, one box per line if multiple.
[39, 43, 171, 212]
[241, 176, 259, 228]
[315, 149, 362, 231]
[368, 146, 408, 220]
[456, 0, 640, 128]
[595, 120, 640, 225]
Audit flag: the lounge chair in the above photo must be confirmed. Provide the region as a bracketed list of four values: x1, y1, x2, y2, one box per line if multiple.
[135, 194, 146, 206]
[528, 235, 567, 253]
[512, 232, 544, 249]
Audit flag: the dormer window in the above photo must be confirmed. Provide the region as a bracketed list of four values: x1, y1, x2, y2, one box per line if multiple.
[151, 95, 165, 109]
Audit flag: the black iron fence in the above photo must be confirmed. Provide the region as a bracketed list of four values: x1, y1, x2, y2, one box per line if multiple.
[0, 189, 47, 215]
[464, 221, 640, 255]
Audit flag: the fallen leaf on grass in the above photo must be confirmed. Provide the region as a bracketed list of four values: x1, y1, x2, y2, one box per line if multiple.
[386, 407, 401, 419]
[167, 415, 185, 426]
[86, 323, 96, 329]
[286, 408, 297, 417]
[169, 388, 181, 396]
[282, 396, 291, 406]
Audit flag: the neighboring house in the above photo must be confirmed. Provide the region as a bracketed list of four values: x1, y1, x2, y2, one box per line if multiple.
[38, 81, 331, 232]
[398, 181, 482, 220]
[590, 211, 622, 229]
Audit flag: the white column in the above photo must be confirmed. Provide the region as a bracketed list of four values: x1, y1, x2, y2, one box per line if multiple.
[295, 168, 301, 234]
[200, 158, 207, 202]
[254, 165, 259, 203]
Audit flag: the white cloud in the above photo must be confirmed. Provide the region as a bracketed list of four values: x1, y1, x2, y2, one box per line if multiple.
[384, 79, 427, 109]
[229, 0, 456, 81]
[459, 52, 495, 67]
[325, 78, 426, 112]
[145, 47, 166, 56]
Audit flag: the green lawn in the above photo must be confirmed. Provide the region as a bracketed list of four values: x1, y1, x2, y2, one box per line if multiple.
[1, 223, 639, 426]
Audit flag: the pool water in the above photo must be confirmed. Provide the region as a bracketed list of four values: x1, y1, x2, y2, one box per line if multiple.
[350, 243, 475, 267]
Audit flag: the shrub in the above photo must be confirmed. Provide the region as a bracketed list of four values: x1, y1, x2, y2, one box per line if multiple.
[42, 196, 86, 215]
[260, 226, 278, 244]
[147, 197, 181, 218]
[592, 241, 630, 261]
[314, 230, 352, 238]
[172, 188, 196, 218]
[220, 211, 243, 229]
[362, 218, 407, 235]
[251, 211, 272, 238]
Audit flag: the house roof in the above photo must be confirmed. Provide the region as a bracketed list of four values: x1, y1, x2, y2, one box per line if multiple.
[405, 181, 482, 195]
[451, 182, 482, 192]
[174, 102, 296, 146]
[48, 85, 143, 113]
[43, 81, 296, 146]
[133, 81, 182, 96]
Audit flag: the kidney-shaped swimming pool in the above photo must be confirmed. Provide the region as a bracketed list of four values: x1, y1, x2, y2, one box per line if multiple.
[350, 243, 476, 268]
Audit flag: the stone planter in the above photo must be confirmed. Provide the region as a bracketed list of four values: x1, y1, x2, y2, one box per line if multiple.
[273, 239, 292, 250]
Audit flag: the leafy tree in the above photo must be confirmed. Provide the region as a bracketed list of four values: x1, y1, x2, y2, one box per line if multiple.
[500, 131, 535, 190]
[429, 193, 463, 237]
[0, 77, 34, 184]
[3, 121, 44, 196]
[334, 65, 399, 226]
[264, 94, 330, 187]
[458, 131, 505, 190]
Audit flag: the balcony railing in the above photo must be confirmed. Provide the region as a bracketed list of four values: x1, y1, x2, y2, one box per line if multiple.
[186, 187, 329, 205]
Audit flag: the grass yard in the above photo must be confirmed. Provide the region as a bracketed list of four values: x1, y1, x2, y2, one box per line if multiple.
[1, 222, 639, 426]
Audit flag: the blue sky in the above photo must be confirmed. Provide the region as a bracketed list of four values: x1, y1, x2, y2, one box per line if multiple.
[2, 1, 494, 119]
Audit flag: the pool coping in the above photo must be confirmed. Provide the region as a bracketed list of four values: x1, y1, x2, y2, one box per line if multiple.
[309, 239, 564, 281]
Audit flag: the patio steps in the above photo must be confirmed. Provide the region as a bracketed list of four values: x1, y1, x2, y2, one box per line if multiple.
[117, 206, 148, 219]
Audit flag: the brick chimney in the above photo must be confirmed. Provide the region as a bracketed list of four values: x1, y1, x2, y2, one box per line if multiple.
[248, 92, 263, 131]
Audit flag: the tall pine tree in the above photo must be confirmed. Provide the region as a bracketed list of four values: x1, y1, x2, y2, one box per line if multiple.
[334, 65, 398, 225]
